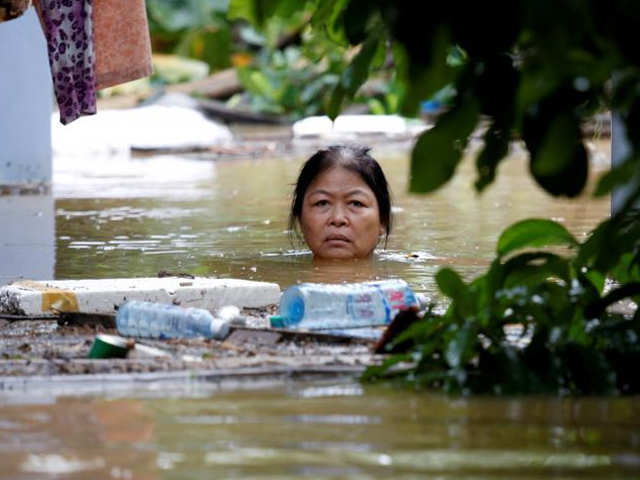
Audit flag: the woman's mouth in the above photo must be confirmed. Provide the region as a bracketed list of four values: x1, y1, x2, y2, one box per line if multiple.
[325, 234, 351, 243]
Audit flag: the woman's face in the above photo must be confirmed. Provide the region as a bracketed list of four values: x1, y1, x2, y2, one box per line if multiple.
[300, 166, 384, 260]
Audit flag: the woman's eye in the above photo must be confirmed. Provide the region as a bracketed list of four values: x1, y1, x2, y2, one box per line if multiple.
[350, 200, 365, 207]
[313, 200, 329, 207]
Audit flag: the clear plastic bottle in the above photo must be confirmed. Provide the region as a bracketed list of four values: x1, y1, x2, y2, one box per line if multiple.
[272, 279, 418, 330]
[115, 301, 231, 340]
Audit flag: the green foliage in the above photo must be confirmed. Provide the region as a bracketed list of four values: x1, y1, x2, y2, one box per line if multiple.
[147, 0, 234, 72]
[228, 0, 640, 395]
[234, 40, 348, 118]
[365, 213, 640, 395]
[409, 99, 480, 193]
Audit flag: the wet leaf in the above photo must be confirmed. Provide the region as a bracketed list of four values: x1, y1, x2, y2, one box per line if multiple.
[445, 327, 474, 368]
[436, 268, 468, 302]
[497, 219, 578, 257]
[228, 0, 298, 29]
[502, 252, 571, 288]
[583, 269, 606, 294]
[409, 98, 480, 193]
[528, 114, 589, 197]
[343, 0, 380, 45]
[400, 26, 456, 117]
[326, 84, 346, 120]
[342, 36, 380, 97]
[595, 154, 639, 196]
[474, 121, 511, 192]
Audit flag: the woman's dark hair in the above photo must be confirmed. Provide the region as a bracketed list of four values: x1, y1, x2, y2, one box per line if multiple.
[289, 145, 392, 245]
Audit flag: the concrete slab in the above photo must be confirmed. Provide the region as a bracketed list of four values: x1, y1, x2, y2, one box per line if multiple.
[0, 277, 281, 316]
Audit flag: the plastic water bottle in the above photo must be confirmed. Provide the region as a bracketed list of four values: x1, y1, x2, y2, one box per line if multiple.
[116, 301, 231, 340]
[271, 279, 418, 330]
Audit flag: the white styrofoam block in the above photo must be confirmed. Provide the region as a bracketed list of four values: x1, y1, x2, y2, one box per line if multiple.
[292, 115, 411, 138]
[52, 105, 233, 157]
[292, 115, 333, 137]
[333, 115, 407, 135]
[0, 277, 281, 315]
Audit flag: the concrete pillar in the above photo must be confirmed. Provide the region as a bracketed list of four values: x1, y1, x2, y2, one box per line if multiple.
[0, 7, 52, 190]
[0, 8, 54, 285]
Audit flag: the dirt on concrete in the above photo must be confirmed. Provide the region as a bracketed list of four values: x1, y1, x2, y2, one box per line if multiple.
[0, 307, 380, 379]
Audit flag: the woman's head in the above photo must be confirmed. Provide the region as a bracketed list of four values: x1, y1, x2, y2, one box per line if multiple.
[289, 145, 392, 260]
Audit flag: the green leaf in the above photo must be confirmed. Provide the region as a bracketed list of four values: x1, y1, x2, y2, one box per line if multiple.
[474, 121, 511, 192]
[525, 111, 589, 197]
[497, 219, 578, 257]
[594, 154, 639, 196]
[342, 36, 380, 96]
[409, 98, 480, 193]
[361, 353, 413, 381]
[400, 26, 456, 117]
[228, 0, 300, 29]
[502, 252, 571, 288]
[583, 269, 606, 294]
[343, 0, 380, 45]
[311, 0, 349, 45]
[436, 268, 467, 299]
[228, 0, 272, 28]
[445, 327, 474, 368]
[326, 84, 346, 120]
[326, 35, 380, 118]
[531, 113, 579, 176]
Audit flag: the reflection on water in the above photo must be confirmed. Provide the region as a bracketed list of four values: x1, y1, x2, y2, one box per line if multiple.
[0, 383, 638, 479]
[49, 140, 610, 300]
[0, 194, 55, 285]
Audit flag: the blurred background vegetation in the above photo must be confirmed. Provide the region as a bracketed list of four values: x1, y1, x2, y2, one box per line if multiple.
[107, 0, 437, 120]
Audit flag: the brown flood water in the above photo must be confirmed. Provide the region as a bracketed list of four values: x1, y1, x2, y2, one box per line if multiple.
[0, 382, 639, 479]
[2, 136, 635, 479]
[51, 138, 611, 301]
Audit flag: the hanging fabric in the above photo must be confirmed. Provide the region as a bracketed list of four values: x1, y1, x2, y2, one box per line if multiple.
[94, 0, 152, 89]
[0, 0, 31, 23]
[35, 0, 97, 124]
[33, 0, 153, 125]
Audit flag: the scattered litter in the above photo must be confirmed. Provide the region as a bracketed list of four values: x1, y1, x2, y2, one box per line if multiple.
[88, 334, 133, 359]
[116, 301, 231, 340]
[128, 342, 171, 358]
[273, 279, 418, 330]
[0, 277, 281, 315]
[224, 329, 281, 347]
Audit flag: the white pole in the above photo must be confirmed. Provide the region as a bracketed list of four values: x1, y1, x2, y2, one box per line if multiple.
[0, 7, 52, 191]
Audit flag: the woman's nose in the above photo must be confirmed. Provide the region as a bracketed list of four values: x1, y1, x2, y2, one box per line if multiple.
[329, 205, 348, 226]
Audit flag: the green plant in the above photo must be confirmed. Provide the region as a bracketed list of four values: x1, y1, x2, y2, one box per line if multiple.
[364, 216, 640, 395]
[227, 0, 397, 118]
[147, 0, 233, 72]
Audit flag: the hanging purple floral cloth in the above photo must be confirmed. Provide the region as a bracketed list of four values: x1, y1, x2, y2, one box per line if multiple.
[37, 0, 96, 124]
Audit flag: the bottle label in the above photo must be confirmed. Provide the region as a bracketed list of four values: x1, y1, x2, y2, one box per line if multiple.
[346, 291, 388, 325]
